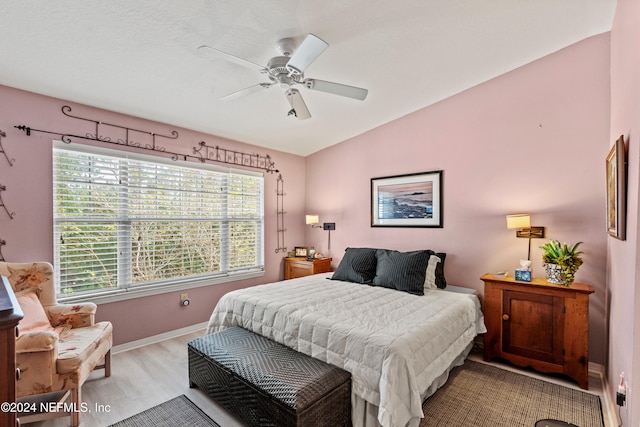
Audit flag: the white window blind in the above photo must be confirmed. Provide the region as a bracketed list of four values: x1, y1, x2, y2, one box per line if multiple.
[53, 143, 264, 298]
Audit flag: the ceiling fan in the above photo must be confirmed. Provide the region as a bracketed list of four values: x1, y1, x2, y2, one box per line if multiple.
[197, 34, 368, 120]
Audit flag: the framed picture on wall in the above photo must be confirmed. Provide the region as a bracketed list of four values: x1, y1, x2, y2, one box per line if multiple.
[606, 135, 626, 240]
[371, 170, 443, 227]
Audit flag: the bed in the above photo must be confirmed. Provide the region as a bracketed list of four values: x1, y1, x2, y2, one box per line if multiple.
[206, 248, 486, 427]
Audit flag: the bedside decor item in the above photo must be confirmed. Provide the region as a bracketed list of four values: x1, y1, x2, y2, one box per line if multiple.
[305, 214, 336, 250]
[540, 240, 583, 285]
[371, 170, 442, 227]
[515, 269, 532, 282]
[515, 260, 532, 281]
[294, 246, 308, 257]
[506, 214, 545, 260]
[606, 135, 626, 240]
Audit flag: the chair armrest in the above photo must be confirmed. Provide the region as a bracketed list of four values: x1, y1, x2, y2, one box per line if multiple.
[16, 331, 58, 353]
[47, 302, 97, 328]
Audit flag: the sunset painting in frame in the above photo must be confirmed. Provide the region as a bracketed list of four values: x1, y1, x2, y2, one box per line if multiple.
[371, 170, 443, 227]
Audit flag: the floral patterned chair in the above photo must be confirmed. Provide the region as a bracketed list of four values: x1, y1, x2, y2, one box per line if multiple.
[0, 262, 112, 427]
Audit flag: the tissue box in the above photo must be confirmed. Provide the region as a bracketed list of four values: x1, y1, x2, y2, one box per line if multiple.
[515, 269, 532, 282]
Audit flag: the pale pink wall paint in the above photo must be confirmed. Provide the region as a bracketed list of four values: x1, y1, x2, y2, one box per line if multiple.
[609, 0, 640, 424]
[306, 35, 611, 366]
[0, 85, 307, 345]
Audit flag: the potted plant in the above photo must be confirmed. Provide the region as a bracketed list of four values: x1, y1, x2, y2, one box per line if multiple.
[540, 240, 584, 285]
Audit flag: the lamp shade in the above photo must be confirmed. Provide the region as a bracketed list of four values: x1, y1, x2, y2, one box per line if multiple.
[305, 214, 319, 225]
[506, 214, 530, 229]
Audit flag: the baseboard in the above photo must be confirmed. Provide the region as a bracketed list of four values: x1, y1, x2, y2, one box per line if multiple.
[112, 321, 208, 354]
[589, 362, 618, 427]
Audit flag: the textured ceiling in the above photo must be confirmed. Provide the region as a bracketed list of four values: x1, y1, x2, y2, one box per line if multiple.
[1, 1, 616, 156]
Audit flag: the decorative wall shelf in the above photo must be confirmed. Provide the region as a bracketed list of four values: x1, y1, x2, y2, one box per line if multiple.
[275, 174, 287, 253]
[0, 185, 15, 220]
[16, 105, 279, 174]
[0, 130, 14, 166]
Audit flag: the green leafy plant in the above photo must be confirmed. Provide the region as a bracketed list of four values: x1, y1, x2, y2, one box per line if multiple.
[540, 240, 584, 285]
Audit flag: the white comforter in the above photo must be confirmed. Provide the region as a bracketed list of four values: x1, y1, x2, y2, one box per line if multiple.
[206, 273, 486, 427]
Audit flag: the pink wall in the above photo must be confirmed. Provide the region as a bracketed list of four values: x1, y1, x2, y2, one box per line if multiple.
[0, 85, 308, 345]
[608, 0, 640, 424]
[305, 34, 611, 366]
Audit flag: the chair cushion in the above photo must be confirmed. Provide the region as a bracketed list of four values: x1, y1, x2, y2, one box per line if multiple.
[56, 321, 113, 374]
[16, 290, 56, 336]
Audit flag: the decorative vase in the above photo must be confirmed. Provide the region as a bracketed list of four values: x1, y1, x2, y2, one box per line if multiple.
[544, 263, 565, 285]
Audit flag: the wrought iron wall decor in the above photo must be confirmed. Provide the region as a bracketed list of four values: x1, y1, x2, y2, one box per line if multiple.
[275, 174, 287, 253]
[15, 104, 284, 253]
[0, 130, 15, 166]
[193, 141, 278, 173]
[16, 105, 279, 174]
[0, 238, 5, 262]
[0, 184, 15, 219]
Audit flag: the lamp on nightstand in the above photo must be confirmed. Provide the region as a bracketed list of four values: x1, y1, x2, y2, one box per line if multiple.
[305, 214, 336, 251]
[506, 214, 545, 260]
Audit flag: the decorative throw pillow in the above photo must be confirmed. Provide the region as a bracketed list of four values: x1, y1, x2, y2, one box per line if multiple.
[433, 252, 447, 288]
[16, 289, 54, 336]
[424, 255, 441, 290]
[372, 249, 430, 295]
[331, 247, 378, 283]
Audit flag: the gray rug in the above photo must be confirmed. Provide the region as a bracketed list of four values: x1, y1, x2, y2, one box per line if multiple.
[421, 360, 604, 427]
[109, 395, 220, 427]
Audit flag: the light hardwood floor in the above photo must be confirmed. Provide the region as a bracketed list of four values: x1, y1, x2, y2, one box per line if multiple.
[24, 330, 614, 427]
[25, 330, 243, 427]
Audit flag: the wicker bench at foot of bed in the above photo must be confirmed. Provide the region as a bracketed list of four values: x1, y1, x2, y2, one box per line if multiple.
[188, 326, 352, 427]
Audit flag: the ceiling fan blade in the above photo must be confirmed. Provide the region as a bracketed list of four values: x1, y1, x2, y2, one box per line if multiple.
[197, 45, 266, 72]
[286, 34, 329, 75]
[303, 79, 368, 101]
[285, 89, 311, 120]
[221, 83, 272, 101]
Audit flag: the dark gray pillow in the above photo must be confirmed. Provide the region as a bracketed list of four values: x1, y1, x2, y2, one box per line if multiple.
[330, 247, 378, 283]
[433, 252, 447, 289]
[372, 249, 430, 295]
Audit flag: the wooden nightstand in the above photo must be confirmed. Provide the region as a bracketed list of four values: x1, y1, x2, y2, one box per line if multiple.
[284, 257, 332, 280]
[481, 273, 594, 389]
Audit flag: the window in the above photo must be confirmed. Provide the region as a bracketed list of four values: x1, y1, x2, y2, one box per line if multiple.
[53, 143, 264, 300]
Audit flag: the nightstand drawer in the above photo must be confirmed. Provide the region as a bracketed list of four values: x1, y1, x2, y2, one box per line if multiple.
[284, 257, 332, 279]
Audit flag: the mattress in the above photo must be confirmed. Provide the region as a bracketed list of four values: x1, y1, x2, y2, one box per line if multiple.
[206, 272, 486, 427]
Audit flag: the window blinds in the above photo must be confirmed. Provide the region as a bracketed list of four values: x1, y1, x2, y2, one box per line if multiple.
[53, 144, 264, 297]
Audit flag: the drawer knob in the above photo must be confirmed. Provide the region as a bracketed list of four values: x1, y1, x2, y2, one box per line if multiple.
[16, 368, 20, 381]
[502, 314, 510, 321]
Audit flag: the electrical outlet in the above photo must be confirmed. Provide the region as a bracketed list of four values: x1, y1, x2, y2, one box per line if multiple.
[617, 372, 626, 407]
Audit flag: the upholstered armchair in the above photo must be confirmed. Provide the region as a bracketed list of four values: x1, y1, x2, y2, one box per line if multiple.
[0, 262, 112, 427]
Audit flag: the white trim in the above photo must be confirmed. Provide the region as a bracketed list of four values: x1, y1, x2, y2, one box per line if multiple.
[112, 321, 208, 354]
[59, 270, 263, 305]
[591, 363, 619, 427]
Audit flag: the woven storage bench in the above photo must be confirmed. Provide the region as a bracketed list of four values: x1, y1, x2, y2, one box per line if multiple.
[188, 326, 352, 427]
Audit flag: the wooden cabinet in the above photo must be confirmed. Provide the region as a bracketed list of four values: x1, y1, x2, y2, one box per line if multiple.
[481, 273, 594, 389]
[284, 257, 332, 280]
[0, 277, 23, 427]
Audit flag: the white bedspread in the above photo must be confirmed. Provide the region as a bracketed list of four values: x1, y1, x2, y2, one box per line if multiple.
[206, 273, 486, 427]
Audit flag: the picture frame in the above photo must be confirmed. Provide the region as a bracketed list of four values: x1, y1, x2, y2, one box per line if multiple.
[606, 135, 626, 240]
[371, 170, 443, 228]
[294, 246, 308, 257]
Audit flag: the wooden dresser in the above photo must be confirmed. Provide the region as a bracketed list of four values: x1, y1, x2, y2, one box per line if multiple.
[481, 273, 594, 389]
[0, 276, 23, 427]
[284, 257, 332, 280]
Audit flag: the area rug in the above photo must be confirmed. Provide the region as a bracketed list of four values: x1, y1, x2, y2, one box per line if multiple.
[421, 360, 604, 427]
[109, 395, 220, 427]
